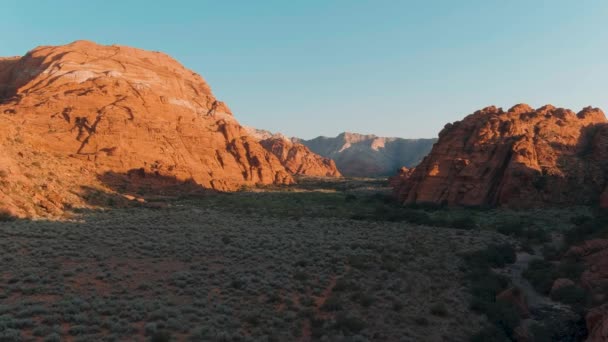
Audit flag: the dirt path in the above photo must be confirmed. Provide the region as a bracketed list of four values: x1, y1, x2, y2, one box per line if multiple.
[501, 250, 572, 315]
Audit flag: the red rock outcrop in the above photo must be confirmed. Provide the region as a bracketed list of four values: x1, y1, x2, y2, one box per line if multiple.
[587, 304, 608, 342]
[0, 40, 293, 218]
[561, 239, 608, 341]
[601, 188, 608, 209]
[394, 104, 608, 207]
[259, 137, 341, 177]
[496, 287, 530, 318]
[388, 167, 413, 188]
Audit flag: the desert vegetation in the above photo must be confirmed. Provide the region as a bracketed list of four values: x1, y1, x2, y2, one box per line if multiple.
[0, 177, 600, 341]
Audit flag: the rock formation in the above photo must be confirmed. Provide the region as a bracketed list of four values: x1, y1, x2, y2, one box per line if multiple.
[243, 127, 341, 177]
[259, 137, 341, 177]
[295, 132, 436, 177]
[394, 104, 608, 207]
[0, 40, 294, 218]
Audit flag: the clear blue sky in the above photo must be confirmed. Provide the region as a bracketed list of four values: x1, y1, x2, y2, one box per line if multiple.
[2, 1, 607, 139]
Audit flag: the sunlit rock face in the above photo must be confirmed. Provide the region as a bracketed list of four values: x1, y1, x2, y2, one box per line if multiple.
[393, 104, 608, 208]
[0, 40, 293, 218]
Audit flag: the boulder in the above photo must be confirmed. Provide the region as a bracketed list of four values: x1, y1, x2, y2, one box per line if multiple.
[496, 287, 530, 318]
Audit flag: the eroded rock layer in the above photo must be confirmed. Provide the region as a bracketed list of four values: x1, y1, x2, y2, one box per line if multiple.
[259, 137, 341, 177]
[394, 104, 608, 208]
[0, 40, 293, 218]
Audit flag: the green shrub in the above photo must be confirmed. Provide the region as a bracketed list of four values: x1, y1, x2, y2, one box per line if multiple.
[564, 212, 608, 246]
[550, 285, 587, 305]
[465, 244, 516, 269]
[347, 254, 369, 270]
[351, 291, 375, 308]
[486, 301, 521, 334]
[320, 295, 342, 311]
[430, 303, 448, 317]
[523, 259, 556, 294]
[496, 220, 523, 236]
[0, 210, 15, 222]
[150, 331, 172, 342]
[470, 325, 509, 342]
[450, 216, 476, 230]
[529, 323, 552, 342]
[557, 259, 584, 280]
[413, 316, 429, 326]
[334, 313, 366, 333]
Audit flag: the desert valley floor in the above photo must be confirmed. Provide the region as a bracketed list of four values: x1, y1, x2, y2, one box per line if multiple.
[0, 178, 595, 342]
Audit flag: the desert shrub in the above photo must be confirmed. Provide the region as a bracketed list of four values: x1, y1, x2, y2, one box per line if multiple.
[150, 331, 172, 342]
[564, 211, 608, 246]
[523, 259, 556, 294]
[496, 220, 524, 236]
[68, 325, 88, 336]
[310, 317, 327, 338]
[464, 244, 520, 338]
[351, 291, 375, 307]
[392, 300, 404, 312]
[449, 216, 476, 230]
[43, 333, 61, 342]
[541, 244, 561, 260]
[550, 285, 587, 305]
[344, 194, 357, 202]
[405, 202, 445, 211]
[522, 227, 550, 243]
[485, 300, 521, 335]
[557, 259, 584, 281]
[334, 313, 366, 333]
[430, 303, 448, 317]
[333, 278, 354, 292]
[470, 325, 509, 342]
[230, 278, 246, 290]
[528, 323, 552, 342]
[413, 316, 429, 326]
[347, 254, 369, 270]
[293, 270, 308, 281]
[381, 259, 398, 272]
[468, 274, 510, 310]
[465, 244, 516, 269]
[570, 215, 592, 226]
[0, 329, 22, 341]
[321, 295, 342, 311]
[0, 210, 15, 222]
[32, 325, 52, 337]
[400, 209, 434, 225]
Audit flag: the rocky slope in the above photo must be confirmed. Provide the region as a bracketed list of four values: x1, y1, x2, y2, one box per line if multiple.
[0, 40, 294, 218]
[243, 127, 341, 177]
[296, 133, 436, 177]
[394, 104, 608, 208]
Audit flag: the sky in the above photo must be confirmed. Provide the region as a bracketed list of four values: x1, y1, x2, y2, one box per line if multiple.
[2, 1, 608, 139]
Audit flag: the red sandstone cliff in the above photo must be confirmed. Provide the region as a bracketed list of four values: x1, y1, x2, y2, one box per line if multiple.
[259, 137, 341, 177]
[0, 40, 293, 218]
[394, 104, 608, 208]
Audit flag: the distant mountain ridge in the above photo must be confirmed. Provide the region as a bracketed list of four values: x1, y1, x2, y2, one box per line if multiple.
[245, 128, 436, 177]
[295, 132, 436, 177]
